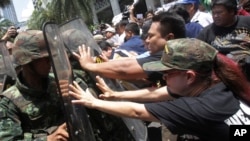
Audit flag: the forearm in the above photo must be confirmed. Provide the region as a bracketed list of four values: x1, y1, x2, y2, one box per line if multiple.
[113, 86, 173, 102]
[92, 99, 158, 122]
[84, 59, 147, 80]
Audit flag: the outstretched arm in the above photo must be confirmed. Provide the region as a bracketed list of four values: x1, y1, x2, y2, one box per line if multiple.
[73, 45, 147, 80]
[96, 76, 173, 102]
[69, 81, 159, 122]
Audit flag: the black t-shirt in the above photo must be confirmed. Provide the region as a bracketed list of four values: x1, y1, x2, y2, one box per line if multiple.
[136, 51, 165, 87]
[145, 83, 250, 141]
[197, 16, 250, 54]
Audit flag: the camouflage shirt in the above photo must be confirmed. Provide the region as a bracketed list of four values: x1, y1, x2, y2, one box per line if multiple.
[0, 74, 64, 141]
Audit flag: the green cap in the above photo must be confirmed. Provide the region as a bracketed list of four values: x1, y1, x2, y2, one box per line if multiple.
[143, 38, 218, 72]
[12, 30, 48, 65]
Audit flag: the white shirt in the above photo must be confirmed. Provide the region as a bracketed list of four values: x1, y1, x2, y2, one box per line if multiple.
[191, 10, 213, 28]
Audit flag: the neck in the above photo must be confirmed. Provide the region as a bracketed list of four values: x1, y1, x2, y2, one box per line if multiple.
[187, 80, 212, 97]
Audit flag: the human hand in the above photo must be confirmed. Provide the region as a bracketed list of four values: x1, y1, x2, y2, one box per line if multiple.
[99, 53, 109, 62]
[69, 81, 98, 108]
[72, 45, 95, 70]
[1, 26, 17, 40]
[95, 76, 116, 100]
[47, 123, 69, 141]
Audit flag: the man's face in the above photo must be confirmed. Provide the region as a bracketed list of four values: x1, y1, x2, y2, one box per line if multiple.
[212, 5, 236, 27]
[125, 30, 132, 40]
[105, 32, 114, 39]
[163, 70, 190, 97]
[102, 47, 113, 58]
[145, 22, 167, 54]
[116, 26, 125, 35]
[182, 4, 193, 16]
[31, 57, 51, 77]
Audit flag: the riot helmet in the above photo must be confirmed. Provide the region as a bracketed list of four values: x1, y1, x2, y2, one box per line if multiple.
[12, 30, 48, 65]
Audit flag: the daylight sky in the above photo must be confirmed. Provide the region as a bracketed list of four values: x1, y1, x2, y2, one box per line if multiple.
[13, 0, 34, 22]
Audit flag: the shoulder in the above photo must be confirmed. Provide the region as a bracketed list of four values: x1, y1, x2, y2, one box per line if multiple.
[186, 22, 203, 30]
[0, 86, 20, 114]
[136, 51, 162, 66]
[237, 16, 250, 25]
[196, 24, 214, 39]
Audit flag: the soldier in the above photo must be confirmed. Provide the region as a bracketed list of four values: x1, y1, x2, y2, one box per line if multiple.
[0, 30, 69, 141]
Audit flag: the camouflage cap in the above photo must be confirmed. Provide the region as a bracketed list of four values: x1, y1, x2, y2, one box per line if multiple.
[143, 38, 218, 72]
[12, 30, 48, 65]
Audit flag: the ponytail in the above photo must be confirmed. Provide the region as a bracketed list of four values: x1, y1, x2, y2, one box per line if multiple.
[214, 53, 250, 105]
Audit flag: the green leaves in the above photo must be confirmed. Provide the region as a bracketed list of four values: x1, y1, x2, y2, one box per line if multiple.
[27, 0, 93, 29]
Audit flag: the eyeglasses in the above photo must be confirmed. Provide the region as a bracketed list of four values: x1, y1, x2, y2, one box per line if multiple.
[162, 70, 185, 80]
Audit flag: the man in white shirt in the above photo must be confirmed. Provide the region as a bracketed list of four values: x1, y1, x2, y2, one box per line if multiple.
[177, 0, 213, 27]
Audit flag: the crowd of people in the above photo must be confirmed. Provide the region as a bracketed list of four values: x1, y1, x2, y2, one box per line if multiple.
[0, 0, 250, 141]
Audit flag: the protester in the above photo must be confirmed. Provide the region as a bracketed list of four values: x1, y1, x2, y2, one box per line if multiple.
[115, 20, 128, 45]
[176, 0, 213, 27]
[73, 12, 186, 87]
[168, 4, 203, 38]
[197, 0, 250, 47]
[118, 22, 147, 55]
[104, 27, 119, 47]
[197, 0, 250, 81]
[0, 30, 69, 141]
[98, 40, 114, 61]
[69, 38, 250, 141]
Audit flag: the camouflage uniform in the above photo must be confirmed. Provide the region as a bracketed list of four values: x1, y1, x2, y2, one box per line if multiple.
[0, 30, 64, 141]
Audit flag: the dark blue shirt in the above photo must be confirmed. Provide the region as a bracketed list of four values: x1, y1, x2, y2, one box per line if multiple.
[119, 35, 146, 55]
[185, 22, 203, 38]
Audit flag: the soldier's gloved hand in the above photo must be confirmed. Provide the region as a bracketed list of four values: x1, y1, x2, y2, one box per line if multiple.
[47, 123, 69, 141]
[95, 76, 116, 100]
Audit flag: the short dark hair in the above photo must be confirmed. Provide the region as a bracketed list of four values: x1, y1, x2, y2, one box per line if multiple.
[212, 0, 238, 14]
[152, 12, 186, 38]
[115, 20, 129, 28]
[125, 22, 140, 35]
[168, 5, 190, 23]
[98, 40, 112, 51]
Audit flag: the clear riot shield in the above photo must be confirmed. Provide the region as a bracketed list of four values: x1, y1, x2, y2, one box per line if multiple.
[0, 41, 16, 92]
[42, 22, 96, 141]
[59, 18, 148, 141]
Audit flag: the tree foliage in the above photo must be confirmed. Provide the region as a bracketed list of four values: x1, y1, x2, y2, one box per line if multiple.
[28, 0, 93, 30]
[0, 18, 13, 38]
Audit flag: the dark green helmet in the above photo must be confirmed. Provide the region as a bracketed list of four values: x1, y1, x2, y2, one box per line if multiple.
[12, 30, 48, 65]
